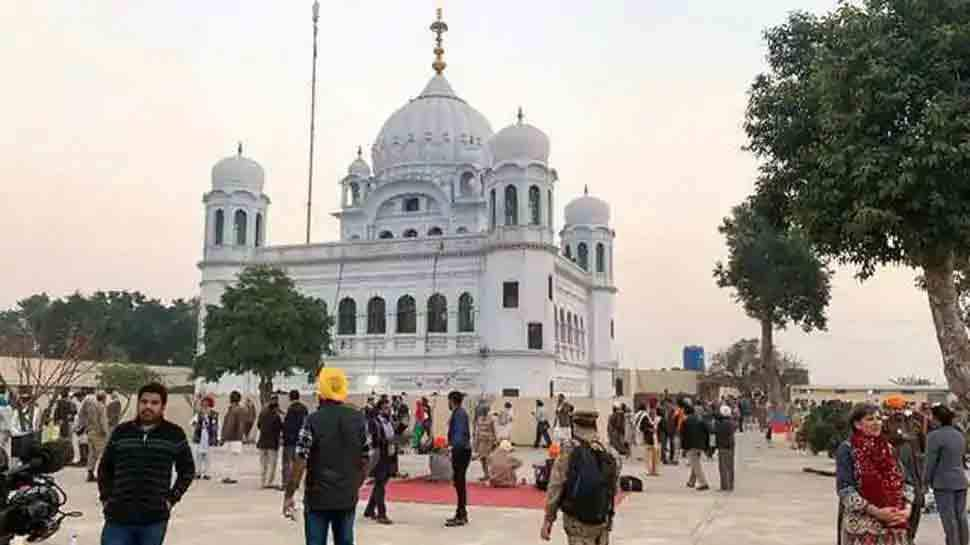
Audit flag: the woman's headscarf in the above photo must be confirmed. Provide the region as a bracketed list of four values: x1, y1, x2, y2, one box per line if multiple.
[851, 427, 907, 528]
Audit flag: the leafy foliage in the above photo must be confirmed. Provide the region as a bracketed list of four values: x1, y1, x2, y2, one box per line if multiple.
[97, 363, 163, 414]
[801, 401, 852, 457]
[706, 338, 811, 397]
[0, 291, 197, 365]
[744, 0, 970, 401]
[194, 266, 331, 402]
[888, 375, 936, 386]
[714, 200, 831, 405]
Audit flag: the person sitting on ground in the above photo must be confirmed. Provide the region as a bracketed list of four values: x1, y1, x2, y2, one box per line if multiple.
[488, 440, 523, 488]
[534, 442, 560, 491]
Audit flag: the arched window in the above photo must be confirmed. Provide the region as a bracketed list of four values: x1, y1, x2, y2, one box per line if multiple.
[596, 243, 605, 273]
[458, 293, 474, 332]
[403, 229, 418, 238]
[456, 227, 468, 234]
[428, 227, 443, 236]
[338, 298, 357, 335]
[489, 189, 497, 229]
[214, 209, 225, 245]
[564, 245, 572, 259]
[255, 213, 263, 247]
[547, 189, 553, 228]
[367, 297, 386, 334]
[379, 230, 394, 239]
[234, 210, 247, 245]
[396, 295, 416, 333]
[350, 182, 360, 206]
[577, 242, 589, 270]
[529, 185, 541, 225]
[427, 294, 447, 333]
[504, 185, 518, 225]
[460, 172, 475, 196]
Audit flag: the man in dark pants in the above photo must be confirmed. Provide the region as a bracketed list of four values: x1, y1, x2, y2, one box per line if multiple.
[98, 382, 195, 545]
[284, 369, 368, 545]
[282, 390, 308, 488]
[446, 390, 471, 527]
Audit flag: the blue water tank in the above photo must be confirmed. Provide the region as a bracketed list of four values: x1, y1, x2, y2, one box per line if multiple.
[683, 346, 705, 372]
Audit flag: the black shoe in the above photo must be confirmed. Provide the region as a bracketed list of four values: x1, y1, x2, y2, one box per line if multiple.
[363, 512, 375, 520]
[686, 482, 695, 488]
[86, 472, 96, 482]
[376, 516, 393, 525]
[445, 516, 468, 527]
[202, 475, 211, 480]
[222, 478, 238, 485]
[696, 485, 710, 491]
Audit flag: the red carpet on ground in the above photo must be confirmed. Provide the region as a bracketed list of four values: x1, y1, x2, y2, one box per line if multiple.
[359, 477, 628, 510]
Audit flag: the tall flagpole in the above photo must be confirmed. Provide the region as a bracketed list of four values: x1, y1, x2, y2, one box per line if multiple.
[305, 0, 320, 244]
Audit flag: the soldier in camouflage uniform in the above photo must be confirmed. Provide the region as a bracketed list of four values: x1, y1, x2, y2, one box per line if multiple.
[541, 410, 620, 545]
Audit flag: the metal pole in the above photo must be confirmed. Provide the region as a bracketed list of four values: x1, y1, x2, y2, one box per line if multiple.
[306, 1, 320, 244]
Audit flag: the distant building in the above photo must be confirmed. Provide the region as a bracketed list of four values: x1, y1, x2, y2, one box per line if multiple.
[789, 384, 950, 405]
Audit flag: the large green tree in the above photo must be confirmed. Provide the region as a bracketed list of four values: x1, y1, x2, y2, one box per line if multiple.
[707, 338, 811, 398]
[195, 266, 331, 403]
[97, 363, 163, 414]
[744, 1, 970, 403]
[714, 200, 831, 406]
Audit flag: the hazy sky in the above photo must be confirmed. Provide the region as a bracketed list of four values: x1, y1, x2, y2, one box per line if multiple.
[0, 1, 942, 385]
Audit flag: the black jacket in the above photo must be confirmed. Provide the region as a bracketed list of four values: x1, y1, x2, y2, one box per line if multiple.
[302, 402, 369, 511]
[715, 418, 735, 450]
[257, 407, 283, 450]
[681, 414, 710, 452]
[283, 401, 308, 447]
[98, 419, 195, 525]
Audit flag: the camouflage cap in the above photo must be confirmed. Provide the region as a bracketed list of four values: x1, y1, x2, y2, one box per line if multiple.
[573, 410, 599, 427]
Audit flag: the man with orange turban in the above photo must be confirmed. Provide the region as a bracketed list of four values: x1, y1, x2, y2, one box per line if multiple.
[283, 368, 369, 545]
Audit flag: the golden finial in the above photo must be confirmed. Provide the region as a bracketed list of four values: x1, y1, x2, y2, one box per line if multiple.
[430, 8, 448, 75]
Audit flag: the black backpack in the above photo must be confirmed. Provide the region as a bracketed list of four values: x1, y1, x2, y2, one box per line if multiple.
[561, 439, 618, 525]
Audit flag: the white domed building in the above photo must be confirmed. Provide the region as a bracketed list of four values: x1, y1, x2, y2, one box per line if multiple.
[198, 14, 617, 397]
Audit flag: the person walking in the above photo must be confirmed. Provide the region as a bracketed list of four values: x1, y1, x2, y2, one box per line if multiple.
[836, 403, 912, 545]
[79, 391, 109, 483]
[363, 398, 395, 525]
[682, 402, 710, 491]
[106, 390, 123, 431]
[926, 404, 968, 545]
[608, 404, 628, 457]
[554, 394, 574, 442]
[282, 390, 309, 487]
[473, 407, 497, 483]
[257, 395, 284, 489]
[446, 390, 472, 527]
[639, 405, 660, 477]
[243, 398, 257, 444]
[715, 405, 736, 491]
[283, 368, 368, 545]
[98, 383, 195, 545]
[53, 389, 76, 441]
[533, 400, 552, 449]
[190, 396, 218, 480]
[221, 391, 247, 485]
[656, 404, 670, 465]
[541, 410, 619, 545]
[664, 399, 679, 465]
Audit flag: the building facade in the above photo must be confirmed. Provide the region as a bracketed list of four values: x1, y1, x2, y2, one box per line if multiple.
[198, 14, 618, 397]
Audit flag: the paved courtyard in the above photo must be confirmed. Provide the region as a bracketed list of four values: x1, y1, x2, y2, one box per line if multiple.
[53, 431, 947, 545]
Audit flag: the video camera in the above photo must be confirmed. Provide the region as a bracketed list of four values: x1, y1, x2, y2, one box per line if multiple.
[0, 435, 78, 544]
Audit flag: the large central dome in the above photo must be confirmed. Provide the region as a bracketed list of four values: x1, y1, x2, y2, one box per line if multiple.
[371, 74, 493, 175]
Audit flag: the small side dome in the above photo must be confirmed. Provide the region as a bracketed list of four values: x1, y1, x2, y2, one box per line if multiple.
[488, 108, 550, 164]
[348, 146, 371, 178]
[565, 187, 610, 226]
[212, 143, 265, 193]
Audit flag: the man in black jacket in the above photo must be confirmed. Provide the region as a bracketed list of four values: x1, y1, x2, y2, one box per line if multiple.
[714, 405, 736, 491]
[282, 390, 308, 488]
[284, 369, 368, 545]
[681, 402, 710, 491]
[98, 382, 195, 545]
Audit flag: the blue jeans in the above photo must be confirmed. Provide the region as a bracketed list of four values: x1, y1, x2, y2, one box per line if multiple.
[935, 488, 970, 545]
[101, 521, 168, 545]
[305, 508, 355, 545]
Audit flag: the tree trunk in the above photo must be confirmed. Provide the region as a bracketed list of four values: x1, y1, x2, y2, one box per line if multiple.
[760, 319, 784, 410]
[923, 254, 970, 407]
[258, 375, 274, 406]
